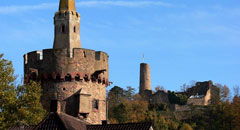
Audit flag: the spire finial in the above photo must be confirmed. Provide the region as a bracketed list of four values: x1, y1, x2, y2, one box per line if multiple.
[59, 0, 76, 12]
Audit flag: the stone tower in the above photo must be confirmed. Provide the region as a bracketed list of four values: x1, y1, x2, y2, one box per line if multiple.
[139, 63, 152, 95]
[53, 0, 81, 55]
[23, 0, 109, 124]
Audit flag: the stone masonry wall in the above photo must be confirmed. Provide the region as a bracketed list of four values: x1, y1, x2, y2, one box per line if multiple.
[24, 48, 109, 124]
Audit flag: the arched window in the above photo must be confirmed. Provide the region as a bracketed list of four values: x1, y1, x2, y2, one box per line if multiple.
[75, 74, 80, 81]
[61, 24, 65, 33]
[31, 72, 37, 81]
[84, 74, 89, 82]
[65, 74, 72, 82]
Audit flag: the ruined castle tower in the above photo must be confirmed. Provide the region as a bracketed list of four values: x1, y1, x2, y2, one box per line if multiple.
[23, 0, 109, 124]
[139, 63, 152, 95]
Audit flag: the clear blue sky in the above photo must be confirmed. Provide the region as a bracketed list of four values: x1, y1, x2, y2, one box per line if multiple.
[0, 0, 239, 92]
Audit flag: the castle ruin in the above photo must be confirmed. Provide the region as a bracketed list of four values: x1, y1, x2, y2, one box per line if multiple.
[139, 62, 219, 111]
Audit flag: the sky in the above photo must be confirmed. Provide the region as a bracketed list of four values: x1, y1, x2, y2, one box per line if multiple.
[0, 0, 239, 93]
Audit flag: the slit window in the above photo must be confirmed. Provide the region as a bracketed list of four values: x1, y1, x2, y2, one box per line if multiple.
[83, 51, 86, 57]
[61, 24, 65, 33]
[74, 26, 76, 33]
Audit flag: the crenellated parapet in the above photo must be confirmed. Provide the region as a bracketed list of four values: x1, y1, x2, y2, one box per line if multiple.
[54, 11, 80, 19]
[24, 48, 109, 86]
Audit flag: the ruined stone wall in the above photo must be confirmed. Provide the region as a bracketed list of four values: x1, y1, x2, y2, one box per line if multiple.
[187, 97, 205, 106]
[186, 89, 211, 106]
[24, 48, 109, 124]
[151, 91, 169, 105]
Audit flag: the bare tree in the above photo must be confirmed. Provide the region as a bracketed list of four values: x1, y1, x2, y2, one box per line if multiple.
[180, 83, 189, 92]
[155, 85, 166, 92]
[233, 85, 240, 97]
[215, 83, 231, 101]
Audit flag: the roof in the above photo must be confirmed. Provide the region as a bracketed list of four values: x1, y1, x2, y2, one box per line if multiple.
[59, 0, 76, 12]
[9, 114, 153, 130]
[8, 125, 35, 130]
[87, 122, 153, 130]
[35, 112, 89, 130]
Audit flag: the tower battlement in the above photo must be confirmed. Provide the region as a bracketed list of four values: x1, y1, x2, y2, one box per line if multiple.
[24, 48, 108, 65]
[55, 11, 80, 18]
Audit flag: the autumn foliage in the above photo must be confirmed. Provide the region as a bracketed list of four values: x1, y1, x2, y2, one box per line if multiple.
[108, 86, 240, 130]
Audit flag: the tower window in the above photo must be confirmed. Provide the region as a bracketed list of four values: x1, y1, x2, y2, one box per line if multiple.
[75, 74, 80, 81]
[83, 51, 86, 57]
[93, 99, 99, 110]
[61, 24, 65, 33]
[84, 74, 89, 82]
[65, 74, 72, 82]
[31, 72, 37, 81]
[74, 26, 76, 33]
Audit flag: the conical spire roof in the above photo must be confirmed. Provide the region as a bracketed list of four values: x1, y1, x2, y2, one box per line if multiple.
[59, 0, 76, 12]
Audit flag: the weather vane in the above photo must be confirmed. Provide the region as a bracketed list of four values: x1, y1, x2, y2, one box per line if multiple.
[143, 53, 145, 63]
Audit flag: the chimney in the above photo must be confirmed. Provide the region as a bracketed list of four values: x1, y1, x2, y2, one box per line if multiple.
[50, 100, 61, 113]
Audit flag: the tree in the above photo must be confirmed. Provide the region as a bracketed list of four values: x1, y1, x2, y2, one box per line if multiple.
[180, 123, 193, 130]
[168, 91, 188, 105]
[215, 83, 231, 101]
[155, 85, 166, 92]
[180, 83, 189, 92]
[0, 54, 46, 129]
[0, 54, 17, 129]
[16, 81, 46, 125]
[232, 96, 240, 130]
[233, 85, 240, 97]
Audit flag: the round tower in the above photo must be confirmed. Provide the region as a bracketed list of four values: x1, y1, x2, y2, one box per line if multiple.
[139, 63, 151, 95]
[23, 0, 109, 125]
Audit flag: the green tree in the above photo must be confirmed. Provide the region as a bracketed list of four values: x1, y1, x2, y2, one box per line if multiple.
[112, 103, 128, 123]
[16, 81, 46, 125]
[0, 54, 46, 129]
[0, 54, 17, 129]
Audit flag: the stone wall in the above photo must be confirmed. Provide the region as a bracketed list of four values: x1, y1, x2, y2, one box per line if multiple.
[151, 90, 169, 105]
[24, 48, 109, 124]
